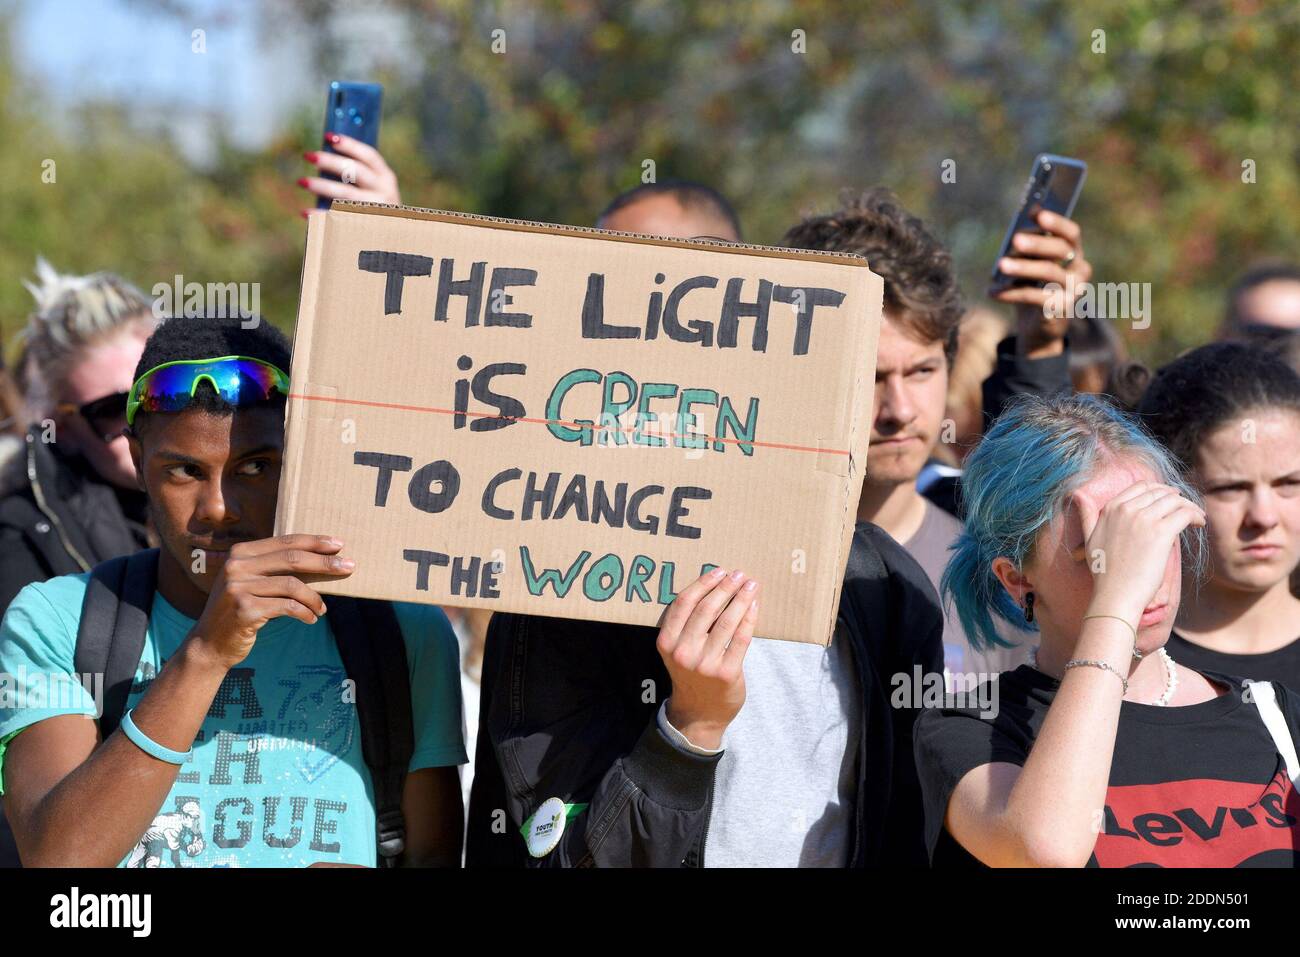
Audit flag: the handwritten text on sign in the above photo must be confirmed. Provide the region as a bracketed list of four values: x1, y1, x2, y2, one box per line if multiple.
[278, 207, 880, 643]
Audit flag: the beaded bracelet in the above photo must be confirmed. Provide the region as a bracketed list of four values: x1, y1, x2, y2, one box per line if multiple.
[1064, 658, 1129, 694]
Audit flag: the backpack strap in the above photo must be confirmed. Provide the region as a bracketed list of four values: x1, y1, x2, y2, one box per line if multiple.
[326, 596, 414, 866]
[75, 549, 160, 741]
[1245, 679, 1300, 785]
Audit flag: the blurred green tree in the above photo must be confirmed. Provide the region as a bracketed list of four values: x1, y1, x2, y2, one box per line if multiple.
[2, 0, 1297, 363]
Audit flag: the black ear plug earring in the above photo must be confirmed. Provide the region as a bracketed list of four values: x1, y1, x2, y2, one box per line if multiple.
[1023, 591, 1035, 623]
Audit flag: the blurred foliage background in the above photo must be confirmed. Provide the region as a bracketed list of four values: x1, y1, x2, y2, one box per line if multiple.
[1, 0, 1297, 363]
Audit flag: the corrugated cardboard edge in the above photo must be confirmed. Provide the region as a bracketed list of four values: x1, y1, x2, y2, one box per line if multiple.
[820, 270, 884, 646]
[329, 200, 873, 269]
[273, 213, 329, 538]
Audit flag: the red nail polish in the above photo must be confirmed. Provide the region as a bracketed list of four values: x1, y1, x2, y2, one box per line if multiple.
[296, 177, 310, 188]
[300, 210, 310, 219]
[303, 151, 319, 163]
[326, 133, 341, 145]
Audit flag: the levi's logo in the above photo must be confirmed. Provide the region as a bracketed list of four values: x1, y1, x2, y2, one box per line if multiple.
[1094, 771, 1300, 867]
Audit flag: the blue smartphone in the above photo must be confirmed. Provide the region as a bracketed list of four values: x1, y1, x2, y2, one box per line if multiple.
[316, 81, 384, 210]
[990, 153, 1087, 291]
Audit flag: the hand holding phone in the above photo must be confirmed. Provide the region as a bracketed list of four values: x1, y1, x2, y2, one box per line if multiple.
[298, 81, 400, 212]
[988, 154, 1092, 351]
[300, 134, 402, 211]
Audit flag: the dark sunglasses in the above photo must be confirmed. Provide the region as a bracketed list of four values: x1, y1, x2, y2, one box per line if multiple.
[57, 391, 129, 444]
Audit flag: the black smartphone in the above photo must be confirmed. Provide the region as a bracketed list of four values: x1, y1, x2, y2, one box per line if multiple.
[990, 153, 1087, 291]
[316, 81, 384, 210]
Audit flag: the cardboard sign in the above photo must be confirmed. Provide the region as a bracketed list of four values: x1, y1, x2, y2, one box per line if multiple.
[276, 202, 882, 644]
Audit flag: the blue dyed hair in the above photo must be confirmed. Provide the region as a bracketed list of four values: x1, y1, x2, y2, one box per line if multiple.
[942, 393, 1208, 651]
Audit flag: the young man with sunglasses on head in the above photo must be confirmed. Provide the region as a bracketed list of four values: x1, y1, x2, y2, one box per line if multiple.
[0, 315, 467, 867]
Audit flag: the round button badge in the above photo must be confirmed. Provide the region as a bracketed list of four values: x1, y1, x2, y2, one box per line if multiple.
[525, 796, 568, 858]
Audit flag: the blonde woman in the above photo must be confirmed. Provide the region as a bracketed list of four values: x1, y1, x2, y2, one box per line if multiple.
[0, 260, 159, 611]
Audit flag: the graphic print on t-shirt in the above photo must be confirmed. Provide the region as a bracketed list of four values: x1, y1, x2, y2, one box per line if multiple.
[1095, 769, 1300, 867]
[127, 801, 207, 867]
[273, 664, 354, 783]
[122, 662, 364, 868]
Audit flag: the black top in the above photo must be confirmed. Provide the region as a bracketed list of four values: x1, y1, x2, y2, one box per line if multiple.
[1167, 630, 1300, 699]
[914, 665, 1300, 867]
[922, 335, 1073, 524]
[0, 427, 149, 614]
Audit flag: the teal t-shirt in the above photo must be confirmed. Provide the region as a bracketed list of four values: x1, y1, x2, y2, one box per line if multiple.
[0, 572, 467, 868]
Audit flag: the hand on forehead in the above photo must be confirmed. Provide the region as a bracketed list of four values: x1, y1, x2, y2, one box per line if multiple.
[1060, 458, 1162, 546]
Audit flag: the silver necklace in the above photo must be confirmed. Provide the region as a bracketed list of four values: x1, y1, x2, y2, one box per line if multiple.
[1028, 646, 1178, 706]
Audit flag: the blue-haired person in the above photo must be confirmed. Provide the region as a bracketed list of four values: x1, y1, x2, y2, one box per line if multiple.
[913, 393, 1300, 867]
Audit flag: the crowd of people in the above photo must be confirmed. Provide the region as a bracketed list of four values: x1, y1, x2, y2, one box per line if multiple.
[0, 130, 1297, 868]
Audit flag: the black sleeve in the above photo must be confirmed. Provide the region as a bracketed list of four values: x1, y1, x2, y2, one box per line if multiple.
[839, 523, 945, 867]
[981, 335, 1072, 422]
[465, 613, 719, 868]
[881, 581, 943, 868]
[912, 703, 1027, 861]
[0, 525, 52, 617]
[874, 525, 944, 867]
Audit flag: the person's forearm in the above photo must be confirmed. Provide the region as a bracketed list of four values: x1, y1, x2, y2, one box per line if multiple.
[998, 624, 1132, 866]
[404, 802, 464, 867]
[21, 636, 228, 867]
[403, 842, 462, 867]
[982, 333, 1072, 422]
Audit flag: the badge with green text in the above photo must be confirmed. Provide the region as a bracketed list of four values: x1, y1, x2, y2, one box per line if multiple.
[521, 797, 589, 858]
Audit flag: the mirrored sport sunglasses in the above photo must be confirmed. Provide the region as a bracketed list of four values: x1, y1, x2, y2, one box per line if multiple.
[126, 356, 291, 427]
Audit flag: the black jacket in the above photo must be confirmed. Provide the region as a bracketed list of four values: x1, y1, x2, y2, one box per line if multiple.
[923, 336, 1073, 521]
[0, 427, 149, 614]
[466, 522, 944, 867]
[980, 335, 1072, 424]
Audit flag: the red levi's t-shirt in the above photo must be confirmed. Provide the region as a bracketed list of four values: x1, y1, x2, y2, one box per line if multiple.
[913, 665, 1300, 867]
